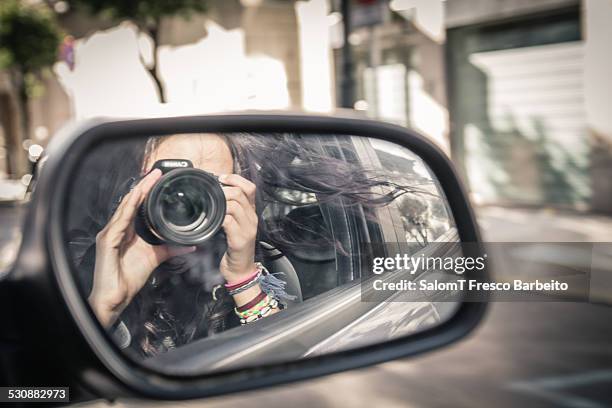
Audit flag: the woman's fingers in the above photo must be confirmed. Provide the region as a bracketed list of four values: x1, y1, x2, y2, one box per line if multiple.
[222, 186, 252, 210]
[101, 169, 162, 247]
[223, 205, 257, 250]
[219, 176, 257, 280]
[225, 200, 249, 224]
[219, 174, 256, 206]
[222, 214, 244, 247]
[110, 169, 162, 224]
[222, 181, 257, 228]
[223, 184, 258, 225]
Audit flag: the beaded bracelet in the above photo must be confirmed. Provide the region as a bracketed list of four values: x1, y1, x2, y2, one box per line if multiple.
[235, 294, 278, 319]
[238, 298, 280, 325]
[236, 294, 270, 317]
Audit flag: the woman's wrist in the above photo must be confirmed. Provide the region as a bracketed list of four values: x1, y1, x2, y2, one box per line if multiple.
[231, 283, 263, 308]
[222, 262, 281, 322]
[221, 265, 256, 284]
[221, 259, 258, 284]
[224, 262, 262, 306]
[88, 289, 130, 329]
[88, 295, 117, 329]
[224, 266, 260, 288]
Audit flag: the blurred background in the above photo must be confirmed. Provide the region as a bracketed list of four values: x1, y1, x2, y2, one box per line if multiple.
[1, 0, 612, 407]
[1, 0, 611, 213]
[1, 0, 612, 210]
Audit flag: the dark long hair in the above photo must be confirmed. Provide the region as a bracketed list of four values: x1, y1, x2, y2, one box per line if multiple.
[72, 132, 428, 357]
[230, 133, 428, 253]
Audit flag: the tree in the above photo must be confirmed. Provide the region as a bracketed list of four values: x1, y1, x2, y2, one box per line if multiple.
[0, 0, 62, 176]
[69, 0, 207, 103]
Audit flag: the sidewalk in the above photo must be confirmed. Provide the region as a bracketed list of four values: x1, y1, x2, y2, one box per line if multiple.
[477, 206, 612, 242]
[477, 206, 612, 304]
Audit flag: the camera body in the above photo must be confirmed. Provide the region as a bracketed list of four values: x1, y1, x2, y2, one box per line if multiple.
[135, 159, 226, 246]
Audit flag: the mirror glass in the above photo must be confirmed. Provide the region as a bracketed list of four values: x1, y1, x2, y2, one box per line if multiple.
[63, 132, 462, 375]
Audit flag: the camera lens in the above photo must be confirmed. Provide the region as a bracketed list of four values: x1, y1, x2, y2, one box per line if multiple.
[159, 178, 207, 231]
[136, 169, 226, 246]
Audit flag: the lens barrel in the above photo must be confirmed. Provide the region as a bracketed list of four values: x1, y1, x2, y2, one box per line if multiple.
[135, 167, 226, 246]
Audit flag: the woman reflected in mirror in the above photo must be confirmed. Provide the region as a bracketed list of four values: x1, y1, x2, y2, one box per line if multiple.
[72, 133, 424, 357]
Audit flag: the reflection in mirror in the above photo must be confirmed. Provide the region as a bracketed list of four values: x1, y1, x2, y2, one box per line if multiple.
[64, 132, 459, 374]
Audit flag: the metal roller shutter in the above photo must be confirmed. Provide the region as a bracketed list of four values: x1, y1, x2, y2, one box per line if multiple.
[466, 41, 589, 207]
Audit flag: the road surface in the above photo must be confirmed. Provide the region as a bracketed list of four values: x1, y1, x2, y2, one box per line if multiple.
[3, 204, 612, 407]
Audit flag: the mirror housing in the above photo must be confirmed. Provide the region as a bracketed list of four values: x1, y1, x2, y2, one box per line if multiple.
[5, 113, 486, 402]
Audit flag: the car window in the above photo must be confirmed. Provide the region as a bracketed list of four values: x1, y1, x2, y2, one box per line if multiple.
[370, 138, 456, 246]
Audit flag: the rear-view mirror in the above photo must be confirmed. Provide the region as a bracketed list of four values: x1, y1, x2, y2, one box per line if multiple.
[14, 113, 486, 400]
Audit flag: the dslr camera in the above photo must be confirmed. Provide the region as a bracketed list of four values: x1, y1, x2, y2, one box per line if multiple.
[135, 159, 226, 246]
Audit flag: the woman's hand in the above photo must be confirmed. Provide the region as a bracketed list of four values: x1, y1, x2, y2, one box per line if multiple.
[89, 169, 195, 329]
[218, 174, 258, 286]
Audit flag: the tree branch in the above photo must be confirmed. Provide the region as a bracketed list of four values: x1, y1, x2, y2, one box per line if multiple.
[138, 19, 166, 103]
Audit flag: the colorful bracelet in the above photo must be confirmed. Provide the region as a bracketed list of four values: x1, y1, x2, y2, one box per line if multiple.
[237, 298, 280, 325]
[235, 290, 268, 313]
[227, 271, 262, 296]
[229, 263, 284, 325]
[224, 263, 264, 290]
[236, 295, 273, 318]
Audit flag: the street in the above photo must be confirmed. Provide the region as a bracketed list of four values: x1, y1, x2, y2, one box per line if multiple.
[2, 205, 612, 407]
[134, 301, 612, 408]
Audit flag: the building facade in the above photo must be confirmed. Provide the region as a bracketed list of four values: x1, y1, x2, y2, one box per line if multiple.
[340, 0, 612, 213]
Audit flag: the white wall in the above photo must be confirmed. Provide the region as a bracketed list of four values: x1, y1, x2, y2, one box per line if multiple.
[296, 0, 334, 112]
[584, 0, 612, 138]
[584, 0, 612, 212]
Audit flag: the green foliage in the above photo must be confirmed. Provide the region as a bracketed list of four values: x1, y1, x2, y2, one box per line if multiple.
[0, 1, 63, 74]
[69, 0, 207, 29]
